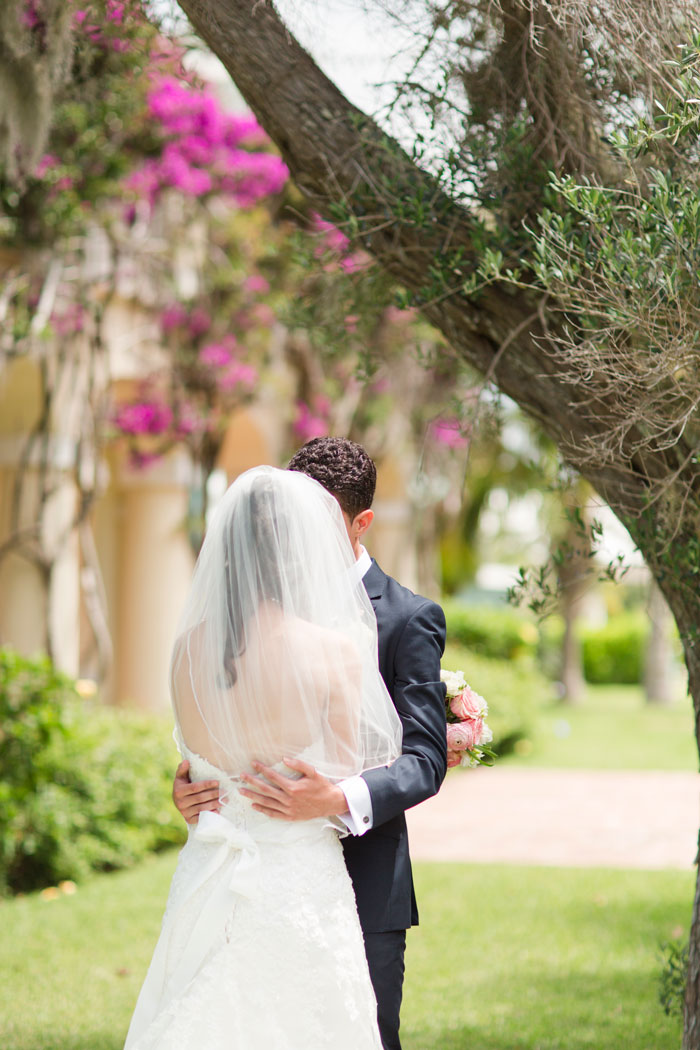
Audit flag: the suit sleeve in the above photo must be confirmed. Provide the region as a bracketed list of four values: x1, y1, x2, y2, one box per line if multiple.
[361, 599, 448, 827]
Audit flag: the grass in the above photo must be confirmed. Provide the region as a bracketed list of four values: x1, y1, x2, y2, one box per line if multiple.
[500, 683, 698, 772]
[0, 854, 690, 1050]
[403, 863, 689, 1050]
[0, 853, 170, 1050]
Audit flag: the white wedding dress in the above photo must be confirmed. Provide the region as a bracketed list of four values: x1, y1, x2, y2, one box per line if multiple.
[124, 746, 384, 1050]
[124, 467, 402, 1050]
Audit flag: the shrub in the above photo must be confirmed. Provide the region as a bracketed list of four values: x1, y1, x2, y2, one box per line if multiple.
[659, 938, 688, 1018]
[0, 649, 185, 895]
[443, 601, 540, 662]
[580, 613, 648, 684]
[442, 643, 552, 754]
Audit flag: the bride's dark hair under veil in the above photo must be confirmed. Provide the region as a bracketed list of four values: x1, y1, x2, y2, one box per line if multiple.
[170, 466, 402, 780]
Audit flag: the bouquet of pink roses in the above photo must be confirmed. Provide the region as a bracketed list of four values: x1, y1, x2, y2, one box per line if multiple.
[441, 669, 496, 769]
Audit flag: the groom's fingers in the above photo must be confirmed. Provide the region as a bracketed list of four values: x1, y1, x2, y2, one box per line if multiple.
[172, 764, 221, 824]
[239, 768, 291, 798]
[238, 784, 291, 819]
[239, 766, 298, 819]
[253, 761, 314, 788]
[282, 757, 317, 778]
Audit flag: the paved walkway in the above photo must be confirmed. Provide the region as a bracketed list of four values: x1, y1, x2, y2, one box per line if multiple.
[406, 768, 700, 869]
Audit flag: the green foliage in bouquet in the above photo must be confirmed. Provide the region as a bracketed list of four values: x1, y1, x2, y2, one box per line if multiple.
[442, 644, 552, 755]
[0, 648, 185, 895]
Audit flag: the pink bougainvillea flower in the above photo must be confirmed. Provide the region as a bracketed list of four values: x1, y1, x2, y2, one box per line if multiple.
[431, 417, 469, 449]
[126, 77, 288, 210]
[34, 154, 59, 178]
[199, 342, 233, 369]
[51, 303, 86, 336]
[106, 0, 126, 23]
[339, 252, 369, 275]
[244, 274, 270, 295]
[311, 213, 350, 254]
[343, 314, 359, 334]
[113, 400, 173, 436]
[21, 1, 41, 28]
[188, 308, 212, 338]
[293, 401, 329, 442]
[129, 449, 161, 470]
[160, 304, 188, 332]
[218, 362, 257, 392]
[174, 401, 201, 437]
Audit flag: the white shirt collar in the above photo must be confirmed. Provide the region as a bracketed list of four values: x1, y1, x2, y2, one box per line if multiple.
[356, 545, 372, 580]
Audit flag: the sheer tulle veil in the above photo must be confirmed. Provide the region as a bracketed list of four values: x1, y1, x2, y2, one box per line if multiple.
[169, 465, 402, 780]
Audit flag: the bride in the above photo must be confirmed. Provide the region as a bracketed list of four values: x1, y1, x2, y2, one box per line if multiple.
[123, 466, 402, 1050]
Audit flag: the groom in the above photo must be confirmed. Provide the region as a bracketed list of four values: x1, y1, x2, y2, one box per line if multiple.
[172, 437, 447, 1050]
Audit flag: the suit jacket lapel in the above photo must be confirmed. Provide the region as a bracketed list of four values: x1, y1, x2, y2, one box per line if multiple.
[363, 559, 387, 606]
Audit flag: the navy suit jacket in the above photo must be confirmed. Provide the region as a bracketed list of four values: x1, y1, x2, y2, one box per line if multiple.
[342, 560, 447, 933]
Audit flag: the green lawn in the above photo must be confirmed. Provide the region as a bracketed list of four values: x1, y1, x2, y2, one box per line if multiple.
[0, 854, 689, 1050]
[404, 863, 689, 1050]
[500, 684, 698, 772]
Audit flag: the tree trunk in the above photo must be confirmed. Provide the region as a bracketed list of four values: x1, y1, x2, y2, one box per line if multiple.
[644, 579, 675, 706]
[559, 594, 586, 704]
[175, 2, 700, 1042]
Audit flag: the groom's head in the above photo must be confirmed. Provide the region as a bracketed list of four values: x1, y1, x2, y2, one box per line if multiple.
[287, 437, 375, 557]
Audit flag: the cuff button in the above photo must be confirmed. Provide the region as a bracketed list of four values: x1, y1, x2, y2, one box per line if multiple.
[362, 816, 370, 824]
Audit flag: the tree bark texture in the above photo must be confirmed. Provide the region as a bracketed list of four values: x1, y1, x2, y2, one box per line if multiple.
[175, 3, 700, 1042]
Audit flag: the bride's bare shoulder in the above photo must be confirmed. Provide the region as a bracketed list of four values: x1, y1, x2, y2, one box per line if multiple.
[284, 616, 360, 665]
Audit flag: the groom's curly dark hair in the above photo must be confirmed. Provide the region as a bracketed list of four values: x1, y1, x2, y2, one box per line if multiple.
[287, 437, 376, 520]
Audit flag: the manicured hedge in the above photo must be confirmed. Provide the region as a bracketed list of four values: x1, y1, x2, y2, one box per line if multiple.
[443, 600, 539, 661]
[0, 649, 185, 895]
[580, 613, 648, 685]
[446, 602, 656, 685]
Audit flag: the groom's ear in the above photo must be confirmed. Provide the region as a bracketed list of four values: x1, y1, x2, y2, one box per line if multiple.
[353, 509, 374, 539]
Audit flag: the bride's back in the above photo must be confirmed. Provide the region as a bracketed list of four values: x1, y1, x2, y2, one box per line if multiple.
[169, 466, 400, 785]
[174, 607, 362, 775]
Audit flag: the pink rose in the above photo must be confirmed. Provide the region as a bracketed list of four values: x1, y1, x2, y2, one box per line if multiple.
[446, 721, 479, 752]
[446, 750, 462, 769]
[450, 685, 486, 721]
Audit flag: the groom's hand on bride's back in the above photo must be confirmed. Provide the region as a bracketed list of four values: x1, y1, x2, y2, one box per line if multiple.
[172, 760, 221, 824]
[239, 758, 347, 821]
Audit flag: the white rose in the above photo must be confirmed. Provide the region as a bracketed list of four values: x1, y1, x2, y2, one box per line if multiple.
[440, 668, 467, 696]
[479, 723, 493, 745]
[461, 751, 481, 768]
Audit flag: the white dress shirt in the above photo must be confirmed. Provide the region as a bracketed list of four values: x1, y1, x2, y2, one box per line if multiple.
[338, 546, 376, 836]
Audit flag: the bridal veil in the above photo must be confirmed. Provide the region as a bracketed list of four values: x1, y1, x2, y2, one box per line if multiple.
[169, 465, 402, 780]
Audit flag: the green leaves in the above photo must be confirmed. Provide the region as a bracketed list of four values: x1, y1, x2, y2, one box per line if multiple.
[0, 649, 184, 895]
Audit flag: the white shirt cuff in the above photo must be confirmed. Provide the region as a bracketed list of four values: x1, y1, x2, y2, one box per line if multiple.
[338, 775, 374, 836]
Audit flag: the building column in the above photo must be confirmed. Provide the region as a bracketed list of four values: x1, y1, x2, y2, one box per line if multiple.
[112, 450, 196, 710]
